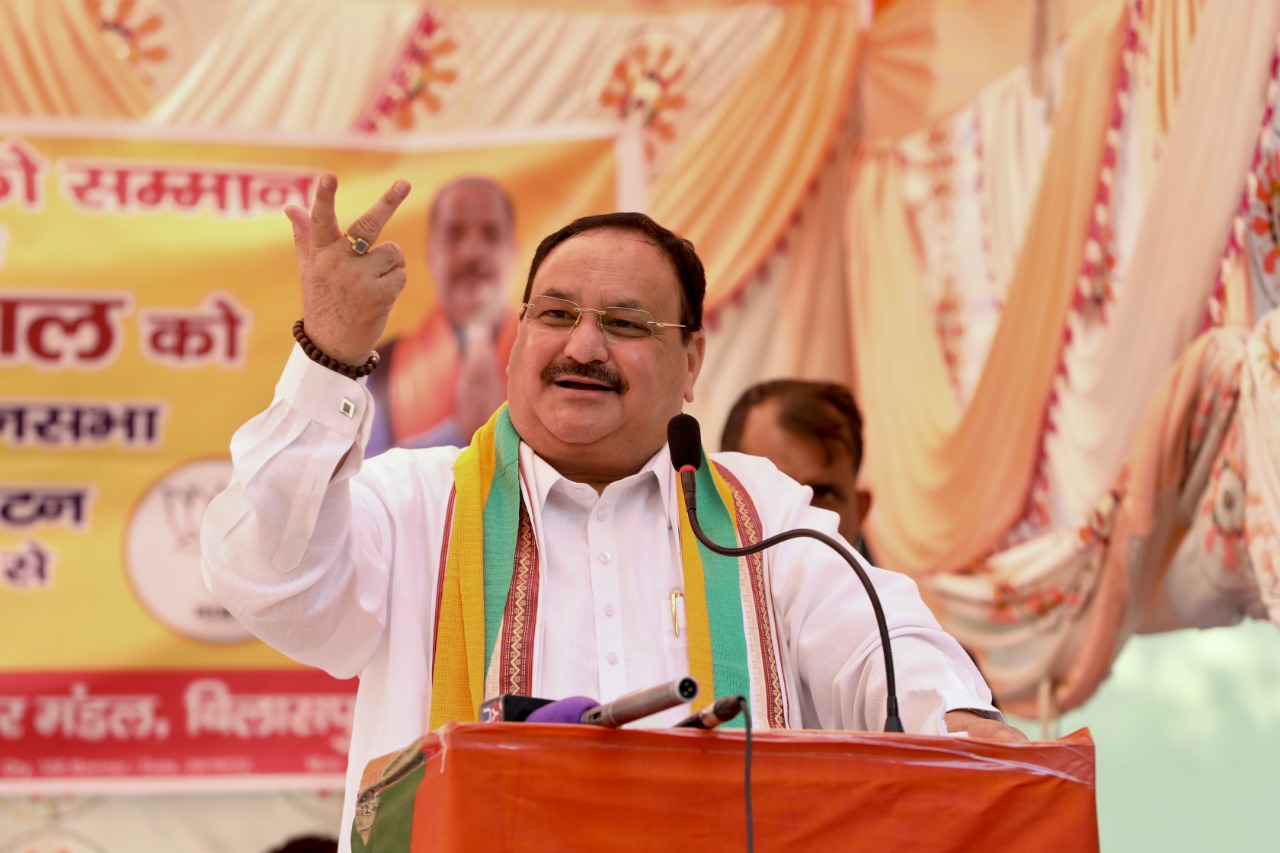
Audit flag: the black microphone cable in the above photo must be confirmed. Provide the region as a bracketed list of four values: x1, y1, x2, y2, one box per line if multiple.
[676, 694, 753, 851]
[667, 413, 905, 733]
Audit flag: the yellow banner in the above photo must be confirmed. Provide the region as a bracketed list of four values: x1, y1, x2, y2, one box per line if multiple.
[0, 123, 619, 673]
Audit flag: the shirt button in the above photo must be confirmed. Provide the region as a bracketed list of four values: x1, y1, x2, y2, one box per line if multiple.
[606, 652, 619, 665]
[597, 508, 607, 520]
[603, 603, 615, 617]
[598, 551, 612, 564]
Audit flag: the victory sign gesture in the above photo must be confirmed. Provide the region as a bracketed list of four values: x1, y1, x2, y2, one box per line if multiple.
[284, 173, 412, 366]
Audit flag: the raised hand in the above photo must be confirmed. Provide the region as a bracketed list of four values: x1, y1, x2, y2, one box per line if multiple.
[285, 173, 411, 364]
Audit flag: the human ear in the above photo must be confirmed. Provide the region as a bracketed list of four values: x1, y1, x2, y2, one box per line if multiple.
[683, 331, 706, 403]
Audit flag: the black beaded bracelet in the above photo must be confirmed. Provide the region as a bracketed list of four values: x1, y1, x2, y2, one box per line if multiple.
[292, 319, 380, 379]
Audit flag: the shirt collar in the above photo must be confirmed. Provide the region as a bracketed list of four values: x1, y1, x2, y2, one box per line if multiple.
[519, 441, 677, 529]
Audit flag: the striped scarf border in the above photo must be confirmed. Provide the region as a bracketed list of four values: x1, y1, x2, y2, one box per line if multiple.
[498, 505, 539, 696]
[715, 464, 791, 729]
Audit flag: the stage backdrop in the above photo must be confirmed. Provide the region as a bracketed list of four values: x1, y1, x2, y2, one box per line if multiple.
[0, 121, 623, 792]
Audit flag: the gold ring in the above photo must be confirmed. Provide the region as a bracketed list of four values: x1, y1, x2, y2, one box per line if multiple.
[345, 232, 371, 255]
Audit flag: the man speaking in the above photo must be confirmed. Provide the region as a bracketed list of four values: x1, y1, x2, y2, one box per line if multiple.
[201, 175, 1022, 850]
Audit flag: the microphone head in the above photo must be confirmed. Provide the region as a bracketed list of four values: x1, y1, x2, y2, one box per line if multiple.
[667, 413, 703, 472]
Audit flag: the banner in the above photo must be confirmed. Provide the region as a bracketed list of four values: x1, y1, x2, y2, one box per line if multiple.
[0, 121, 622, 791]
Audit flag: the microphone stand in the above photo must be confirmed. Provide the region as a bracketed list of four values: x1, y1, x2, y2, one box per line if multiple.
[677, 467, 905, 733]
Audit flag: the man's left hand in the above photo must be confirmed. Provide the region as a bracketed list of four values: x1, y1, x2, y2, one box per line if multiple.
[943, 710, 1029, 742]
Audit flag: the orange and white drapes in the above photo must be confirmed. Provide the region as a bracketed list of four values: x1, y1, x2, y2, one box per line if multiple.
[909, 0, 1280, 714]
[0, 0, 154, 117]
[850, 0, 1131, 575]
[3, 0, 1279, 718]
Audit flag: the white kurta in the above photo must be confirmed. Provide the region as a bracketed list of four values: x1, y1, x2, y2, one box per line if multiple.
[201, 345, 999, 851]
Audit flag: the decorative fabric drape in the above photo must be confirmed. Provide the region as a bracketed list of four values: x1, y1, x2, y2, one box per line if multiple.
[352, 5, 778, 155]
[0, 0, 153, 117]
[978, 69, 1050, 305]
[909, 0, 1280, 716]
[850, 0, 1128, 575]
[858, 0, 1109, 143]
[2, 0, 1274, 730]
[145, 0, 421, 130]
[651, 2, 861, 309]
[1142, 0, 1206, 147]
[926, 325, 1255, 715]
[1241, 312, 1280, 619]
[1043, 314, 1280, 716]
[1044, 0, 1280, 525]
[688, 137, 855, 434]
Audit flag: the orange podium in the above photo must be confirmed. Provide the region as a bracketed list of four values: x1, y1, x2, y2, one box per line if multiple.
[354, 723, 1097, 851]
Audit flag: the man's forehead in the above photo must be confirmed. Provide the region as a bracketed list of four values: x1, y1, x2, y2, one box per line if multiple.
[433, 182, 511, 226]
[534, 229, 673, 281]
[531, 239, 683, 319]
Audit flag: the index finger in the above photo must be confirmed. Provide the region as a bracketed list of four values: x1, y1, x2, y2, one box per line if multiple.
[346, 180, 413, 244]
[308, 172, 343, 248]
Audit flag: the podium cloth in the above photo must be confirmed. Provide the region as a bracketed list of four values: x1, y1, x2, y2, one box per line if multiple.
[353, 723, 1097, 852]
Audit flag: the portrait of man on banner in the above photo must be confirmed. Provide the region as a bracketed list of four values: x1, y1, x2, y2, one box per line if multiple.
[365, 175, 519, 454]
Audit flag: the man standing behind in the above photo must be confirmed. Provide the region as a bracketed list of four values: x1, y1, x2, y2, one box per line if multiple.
[722, 379, 1006, 700]
[366, 176, 518, 454]
[721, 380, 872, 554]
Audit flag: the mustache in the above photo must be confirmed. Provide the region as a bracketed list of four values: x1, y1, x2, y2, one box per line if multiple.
[541, 359, 628, 393]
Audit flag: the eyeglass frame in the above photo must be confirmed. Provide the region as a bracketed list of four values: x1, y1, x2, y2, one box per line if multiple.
[519, 294, 688, 342]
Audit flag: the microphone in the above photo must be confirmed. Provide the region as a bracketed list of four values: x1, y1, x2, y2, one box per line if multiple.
[668, 410, 703, 510]
[480, 678, 698, 727]
[579, 677, 699, 727]
[667, 413, 905, 733]
[675, 695, 746, 730]
[479, 694, 555, 722]
[523, 695, 599, 724]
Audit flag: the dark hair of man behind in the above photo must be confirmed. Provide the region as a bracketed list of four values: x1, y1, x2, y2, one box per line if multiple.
[520, 212, 705, 343]
[721, 379, 864, 472]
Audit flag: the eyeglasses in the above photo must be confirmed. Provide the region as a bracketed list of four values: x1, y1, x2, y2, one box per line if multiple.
[520, 295, 687, 342]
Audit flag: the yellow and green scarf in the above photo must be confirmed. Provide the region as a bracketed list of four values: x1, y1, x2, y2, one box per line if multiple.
[429, 404, 778, 730]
